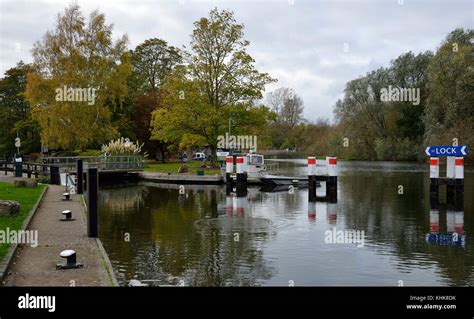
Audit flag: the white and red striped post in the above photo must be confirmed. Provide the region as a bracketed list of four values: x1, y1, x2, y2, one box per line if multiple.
[326, 156, 337, 200]
[446, 156, 456, 205]
[429, 157, 439, 202]
[447, 156, 455, 178]
[455, 157, 464, 202]
[225, 156, 233, 184]
[307, 157, 317, 200]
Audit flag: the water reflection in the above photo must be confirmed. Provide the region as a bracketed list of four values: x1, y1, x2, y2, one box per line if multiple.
[99, 184, 274, 286]
[99, 160, 474, 286]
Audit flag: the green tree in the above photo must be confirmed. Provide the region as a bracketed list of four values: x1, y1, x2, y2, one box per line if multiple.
[25, 4, 131, 150]
[0, 62, 41, 156]
[424, 28, 474, 150]
[130, 38, 182, 95]
[128, 39, 182, 161]
[150, 9, 275, 166]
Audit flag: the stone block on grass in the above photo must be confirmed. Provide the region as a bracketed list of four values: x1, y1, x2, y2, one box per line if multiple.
[0, 200, 20, 216]
[14, 178, 38, 188]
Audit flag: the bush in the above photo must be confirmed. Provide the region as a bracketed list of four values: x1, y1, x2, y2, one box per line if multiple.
[77, 149, 102, 156]
[37, 175, 51, 184]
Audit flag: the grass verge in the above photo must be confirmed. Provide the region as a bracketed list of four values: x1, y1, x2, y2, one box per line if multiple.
[0, 182, 46, 261]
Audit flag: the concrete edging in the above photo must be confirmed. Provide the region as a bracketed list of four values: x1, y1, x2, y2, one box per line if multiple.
[0, 184, 49, 284]
[95, 238, 119, 287]
[81, 193, 119, 287]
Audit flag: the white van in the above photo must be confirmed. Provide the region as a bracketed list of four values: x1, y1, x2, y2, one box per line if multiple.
[192, 152, 206, 161]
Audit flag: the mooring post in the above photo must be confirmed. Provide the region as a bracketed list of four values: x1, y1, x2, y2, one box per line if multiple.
[429, 157, 439, 203]
[445, 156, 456, 204]
[455, 157, 464, 205]
[236, 157, 246, 186]
[50, 166, 60, 185]
[87, 167, 99, 238]
[307, 157, 317, 201]
[77, 159, 83, 194]
[225, 156, 233, 185]
[326, 156, 337, 200]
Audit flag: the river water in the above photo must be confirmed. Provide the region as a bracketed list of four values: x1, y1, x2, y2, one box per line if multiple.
[98, 160, 474, 286]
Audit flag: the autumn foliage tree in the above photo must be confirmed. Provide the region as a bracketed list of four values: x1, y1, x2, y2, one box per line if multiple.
[128, 39, 182, 161]
[151, 9, 275, 166]
[25, 4, 131, 150]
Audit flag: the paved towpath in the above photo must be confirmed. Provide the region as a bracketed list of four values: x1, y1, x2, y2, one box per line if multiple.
[1, 174, 116, 286]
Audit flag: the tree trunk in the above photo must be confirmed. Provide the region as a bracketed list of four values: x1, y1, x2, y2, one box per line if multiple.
[209, 144, 218, 168]
[159, 143, 166, 163]
[186, 146, 193, 162]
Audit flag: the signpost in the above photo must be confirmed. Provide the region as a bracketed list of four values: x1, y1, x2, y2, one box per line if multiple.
[426, 145, 467, 206]
[425, 145, 468, 157]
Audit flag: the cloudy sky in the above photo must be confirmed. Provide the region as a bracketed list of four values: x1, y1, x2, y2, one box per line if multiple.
[0, 0, 472, 121]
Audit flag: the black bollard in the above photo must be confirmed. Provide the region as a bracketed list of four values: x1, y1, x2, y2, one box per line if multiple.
[60, 210, 75, 221]
[56, 250, 82, 269]
[77, 159, 83, 194]
[87, 168, 99, 238]
[50, 166, 60, 185]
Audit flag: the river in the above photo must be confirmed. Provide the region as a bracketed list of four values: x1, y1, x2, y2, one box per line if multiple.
[98, 160, 474, 286]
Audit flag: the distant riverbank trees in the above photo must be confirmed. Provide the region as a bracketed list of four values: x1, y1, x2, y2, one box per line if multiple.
[271, 29, 472, 162]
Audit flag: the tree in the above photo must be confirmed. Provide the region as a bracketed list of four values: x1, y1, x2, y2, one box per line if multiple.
[128, 39, 182, 161]
[150, 8, 275, 166]
[0, 62, 41, 155]
[130, 38, 182, 95]
[266, 87, 304, 149]
[424, 28, 474, 149]
[25, 4, 131, 150]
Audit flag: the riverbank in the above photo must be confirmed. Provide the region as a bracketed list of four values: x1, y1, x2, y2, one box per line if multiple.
[1, 176, 117, 286]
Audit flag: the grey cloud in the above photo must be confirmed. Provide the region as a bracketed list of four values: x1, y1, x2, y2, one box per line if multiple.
[0, 0, 471, 122]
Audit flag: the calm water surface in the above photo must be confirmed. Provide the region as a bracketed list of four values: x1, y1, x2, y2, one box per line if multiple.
[98, 160, 474, 286]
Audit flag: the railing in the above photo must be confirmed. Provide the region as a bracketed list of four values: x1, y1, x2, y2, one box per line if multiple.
[65, 173, 76, 194]
[40, 155, 144, 172]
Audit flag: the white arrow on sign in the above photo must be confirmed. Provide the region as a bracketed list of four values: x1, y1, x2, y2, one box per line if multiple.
[461, 145, 467, 156]
[425, 147, 430, 156]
